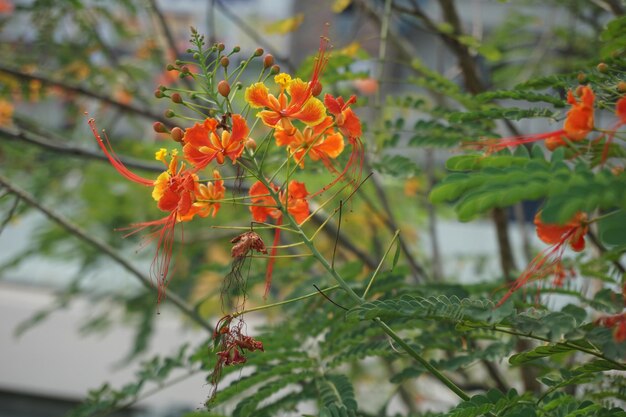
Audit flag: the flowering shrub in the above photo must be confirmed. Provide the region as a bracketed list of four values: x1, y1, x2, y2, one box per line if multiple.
[2, 2, 626, 417]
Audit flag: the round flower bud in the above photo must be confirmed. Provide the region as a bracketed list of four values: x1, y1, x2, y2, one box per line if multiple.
[171, 127, 184, 143]
[166, 64, 175, 71]
[220, 56, 230, 67]
[575, 85, 585, 97]
[270, 64, 280, 74]
[170, 93, 183, 103]
[618, 81, 626, 93]
[311, 82, 322, 97]
[597, 62, 608, 73]
[153, 122, 167, 133]
[263, 54, 274, 69]
[218, 80, 231, 97]
[193, 53, 200, 60]
[254, 48, 264, 57]
[232, 45, 241, 53]
[217, 43, 225, 51]
[181, 66, 190, 74]
[577, 72, 586, 84]
[154, 89, 164, 99]
[164, 109, 175, 118]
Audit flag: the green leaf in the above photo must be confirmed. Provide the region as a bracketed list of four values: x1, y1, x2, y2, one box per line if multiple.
[598, 210, 626, 246]
[448, 107, 555, 123]
[509, 343, 576, 365]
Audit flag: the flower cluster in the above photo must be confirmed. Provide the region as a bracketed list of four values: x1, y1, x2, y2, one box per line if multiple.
[89, 31, 364, 387]
[89, 34, 362, 304]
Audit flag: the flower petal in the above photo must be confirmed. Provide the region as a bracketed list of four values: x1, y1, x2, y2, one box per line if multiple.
[245, 83, 272, 108]
[314, 132, 344, 159]
[291, 96, 326, 126]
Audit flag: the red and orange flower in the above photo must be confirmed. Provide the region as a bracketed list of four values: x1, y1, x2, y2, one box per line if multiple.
[477, 86, 596, 153]
[183, 114, 249, 167]
[274, 116, 344, 168]
[249, 179, 310, 225]
[178, 169, 225, 221]
[245, 73, 326, 133]
[498, 211, 588, 305]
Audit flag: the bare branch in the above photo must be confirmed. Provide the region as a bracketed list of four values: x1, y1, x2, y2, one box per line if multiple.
[0, 65, 173, 127]
[0, 174, 214, 334]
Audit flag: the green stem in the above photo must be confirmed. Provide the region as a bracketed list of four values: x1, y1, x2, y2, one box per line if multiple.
[374, 318, 470, 401]
[240, 158, 471, 402]
[477, 323, 626, 370]
[588, 209, 622, 224]
[363, 229, 400, 299]
[231, 285, 340, 318]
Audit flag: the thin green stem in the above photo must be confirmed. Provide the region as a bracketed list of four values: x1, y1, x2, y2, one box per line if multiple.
[468, 323, 626, 370]
[588, 209, 622, 224]
[231, 285, 341, 318]
[238, 156, 471, 403]
[374, 318, 470, 401]
[363, 230, 400, 299]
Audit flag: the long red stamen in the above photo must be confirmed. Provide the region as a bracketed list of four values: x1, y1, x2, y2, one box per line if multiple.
[310, 34, 330, 93]
[311, 137, 363, 198]
[117, 212, 178, 304]
[88, 118, 154, 186]
[497, 227, 575, 306]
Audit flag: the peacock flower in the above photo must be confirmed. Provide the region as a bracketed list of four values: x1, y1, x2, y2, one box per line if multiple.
[183, 114, 249, 168]
[89, 118, 199, 304]
[249, 180, 310, 225]
[307, 94, 364, 197]
[249, 180, 310, 297]
[498, 211, 588, 305]
[178, 169, 225, 221]
[245, 74, 326, 132]
[274, 116, 344, 168]
[534, 211, 588, 252]
[477, 86, 596, 152]
[324, 94, 362, 139]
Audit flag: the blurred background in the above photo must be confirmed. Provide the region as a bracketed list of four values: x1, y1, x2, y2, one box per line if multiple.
[0, 0, 618, 416]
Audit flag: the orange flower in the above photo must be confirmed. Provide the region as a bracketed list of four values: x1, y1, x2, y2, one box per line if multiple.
[183, 114, 249, 168]
[476, 86, 595, 152]
[324, 94, 362, 139]
[124, 149, 199, 304]
[178, 169, 225, 221]
[245, 74, 326, 132]
[534, 211, 588, 252]
[309, 94, 364, 197]
[274, 116, 344, 168]
[249, 180, 310, 297]
[249, 180, 310, 225]
[563, 86, 595, 140]
[89, 118, 199, 304]
[498, 211, 587, 306]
